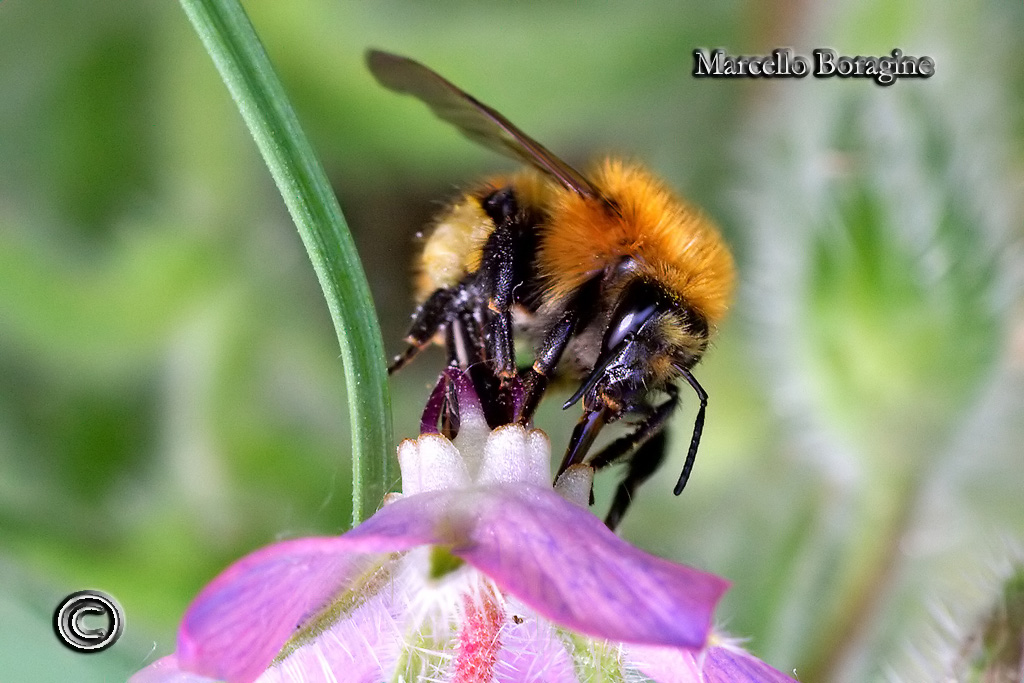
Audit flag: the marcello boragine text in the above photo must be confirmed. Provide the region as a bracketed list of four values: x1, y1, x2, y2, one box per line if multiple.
[692, 48, 934, 86]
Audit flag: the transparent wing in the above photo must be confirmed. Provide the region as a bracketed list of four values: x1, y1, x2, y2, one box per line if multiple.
[367, 50, 599, 198]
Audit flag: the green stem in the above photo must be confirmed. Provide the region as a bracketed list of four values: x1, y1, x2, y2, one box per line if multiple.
[179, 0, 394, 525]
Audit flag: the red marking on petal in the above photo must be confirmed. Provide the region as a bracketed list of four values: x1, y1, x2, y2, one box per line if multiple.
[453, 584, 505, 683]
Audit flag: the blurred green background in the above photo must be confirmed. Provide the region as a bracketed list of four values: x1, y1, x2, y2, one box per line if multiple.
[1, 0, 1021, 681]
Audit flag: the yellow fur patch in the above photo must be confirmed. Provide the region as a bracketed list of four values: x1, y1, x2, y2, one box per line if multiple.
[414, 174, 555, 302]
[538, 159, 735, 325]
[414, 196, 492, 301]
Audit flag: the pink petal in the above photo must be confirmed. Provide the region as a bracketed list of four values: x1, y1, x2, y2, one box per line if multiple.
[625, 644, 702, 682]
[702, 643, 798, 682]
[178, 540, 388, 682]
[143, 481, 728, 682]
[256, 587, 401, 683]
[173, 494, 452, 683]
[627, 641, 798, 683]
[449, 483, 729, 650]
[494, 599, 579, 682]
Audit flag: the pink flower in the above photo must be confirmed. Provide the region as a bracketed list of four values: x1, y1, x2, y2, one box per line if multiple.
[132, 373, 795, 683]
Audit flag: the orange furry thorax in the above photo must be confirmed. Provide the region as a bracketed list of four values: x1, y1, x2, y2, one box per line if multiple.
[538, 158, 735, 325]
[414, 159, 736, 327]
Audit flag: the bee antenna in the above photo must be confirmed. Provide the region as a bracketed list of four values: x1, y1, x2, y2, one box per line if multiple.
[674, 368, 707, 496]
[563, 372, 599, 410]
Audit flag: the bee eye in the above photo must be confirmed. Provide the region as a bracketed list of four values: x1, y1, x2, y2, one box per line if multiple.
[605, 302, 658, 351]
[602, 280, 665, 352]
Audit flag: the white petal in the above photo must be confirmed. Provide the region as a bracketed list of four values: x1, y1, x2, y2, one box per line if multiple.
[478, 425, 549, 487]
[398, 435, 470, 495]
[525, 429, 554, 486]
[452, 410, 491, 478]
[553, 465, 594, 508]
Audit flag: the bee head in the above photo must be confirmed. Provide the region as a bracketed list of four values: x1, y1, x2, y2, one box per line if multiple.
[563, 279, 689, 415]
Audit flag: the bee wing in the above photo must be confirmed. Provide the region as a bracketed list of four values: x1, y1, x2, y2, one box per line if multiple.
[367, 50, 599, 198]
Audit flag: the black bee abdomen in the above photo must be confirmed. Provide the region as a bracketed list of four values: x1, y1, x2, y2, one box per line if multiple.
[481, 187, 519, 225]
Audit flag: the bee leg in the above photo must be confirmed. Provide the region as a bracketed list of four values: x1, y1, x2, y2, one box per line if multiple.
[586, 385, 680, 527]
[556, 404, 613, 480]
[602, 431, 668, 530]
[588, 384, 680, 470]
[476, 187, 544, 424]
[468, 358, 509, 427]
[444, 298, 512, 429]
[447, 304, 485, 369]
[440, 370, 461, 439]
[389, 287, 456, 374]
[476, 199, 520, 383]
[447, 308, 499, 430]
[517, 275, 604, 423]
[420, 369, 463, 440]
[518, 309, 576, 423]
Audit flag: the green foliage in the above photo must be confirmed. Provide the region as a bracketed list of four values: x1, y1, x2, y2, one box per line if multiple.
[965, 566, 1024, 681]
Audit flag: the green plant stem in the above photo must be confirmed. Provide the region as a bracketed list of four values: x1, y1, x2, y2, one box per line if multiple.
[179, 0, 394, 525]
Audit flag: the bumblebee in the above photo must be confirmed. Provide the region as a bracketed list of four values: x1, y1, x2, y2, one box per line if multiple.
[368, 50, 735, 528]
